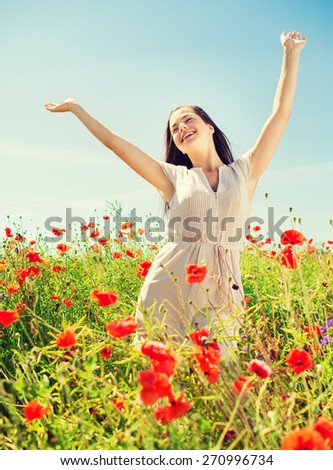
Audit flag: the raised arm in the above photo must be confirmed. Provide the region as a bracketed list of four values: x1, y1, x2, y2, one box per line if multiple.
[44, 99, 175, 203]
[248, 31, 307, 189]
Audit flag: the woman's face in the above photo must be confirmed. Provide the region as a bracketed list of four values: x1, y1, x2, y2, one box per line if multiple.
[169, 107, 214, 152]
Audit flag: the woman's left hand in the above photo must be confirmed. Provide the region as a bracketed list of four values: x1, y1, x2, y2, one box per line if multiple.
[280, 31, 307, 52]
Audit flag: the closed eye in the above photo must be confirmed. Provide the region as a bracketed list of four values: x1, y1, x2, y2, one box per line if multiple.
[172, 116, 194, 135]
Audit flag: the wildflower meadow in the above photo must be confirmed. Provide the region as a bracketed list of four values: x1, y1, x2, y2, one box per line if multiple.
[0, 207, 333, 451]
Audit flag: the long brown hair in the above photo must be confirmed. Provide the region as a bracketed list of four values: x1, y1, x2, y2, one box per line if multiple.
[161, 105, 234, 215]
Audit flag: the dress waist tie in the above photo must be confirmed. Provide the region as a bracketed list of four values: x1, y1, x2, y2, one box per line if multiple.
[214, 244, 227, 290]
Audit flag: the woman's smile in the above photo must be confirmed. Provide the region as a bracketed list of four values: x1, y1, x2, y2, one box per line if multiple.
[182, 130, 196, 142]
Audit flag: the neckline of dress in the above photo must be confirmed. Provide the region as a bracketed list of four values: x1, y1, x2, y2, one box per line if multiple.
[190, 164, 224, 194]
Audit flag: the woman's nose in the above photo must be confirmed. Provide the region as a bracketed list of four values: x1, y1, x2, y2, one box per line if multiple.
[179, 122, 187, 131]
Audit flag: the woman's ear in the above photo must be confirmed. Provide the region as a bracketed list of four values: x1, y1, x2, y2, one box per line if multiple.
[208, 124, 215, 134]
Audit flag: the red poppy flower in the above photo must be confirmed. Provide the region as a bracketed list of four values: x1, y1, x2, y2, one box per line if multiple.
[125, 249, 135, 258]
[195, 343, 221, 365]
[252, 225, 261, 232]
[100, 346, 113, 359]
[154, 391, 192, 424]
[141, 341, 179, 377]
[151, 351, 180, 377]
[91, 243, 101, 254]
[98, 237, 108, 246]
[151, 353, 178, 377]
[205, 364, 221, 384]
[50, 295, 61, 301]
[5, 227, 13, 237]
[103, 215, 110, 220]
[186, 264, 207, 283]
[105, 316, 139, 339]
[28, 266, 40, 277]
[313, 417, 333, 447]
[90, 229, 100, 239]
[63, 299, 73, 307]
[280, 230, 306, 246]
[15, 234, 26, 241]
[7, 284, 21, 294]
[90, 289, 118, 306]
[52, 228, 65, 236]
[121, 221, 133, 230]
[113, 252, 123, 258]
[285, 349, 314, 374]
[281, 428, 327, 450]
[138, 369, 174, 405]
[26, 251, 43, 263]
[15, 268, 30, 284]
[137, 260, 152, 278]
[248, 359, 272, 379]
[52, 265, 66, 273]
[56, 326, 77, 348]
[112, 397, 125, 413]
[193, 344, 221, 384]
[232, 375, 255, 396]
[141, 340, 170, 362]
[139, 386, 160, 406]
[189, 327, 210, 346]
[56, 243, 71, 253]
[0, 309, 19, 327]
[23, 401, 50, 423]
[280, 247, 299, 269]
[304, 325, 321, 338]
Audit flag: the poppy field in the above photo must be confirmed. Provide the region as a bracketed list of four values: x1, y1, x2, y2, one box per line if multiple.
[0, 215, 333, 451]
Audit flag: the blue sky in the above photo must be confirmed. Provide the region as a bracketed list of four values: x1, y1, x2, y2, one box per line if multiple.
[0, 0, 332, 244]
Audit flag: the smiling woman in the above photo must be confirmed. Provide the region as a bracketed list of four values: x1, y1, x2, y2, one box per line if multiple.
[44, 31, 307, 355]
[163, 105, 235, 201]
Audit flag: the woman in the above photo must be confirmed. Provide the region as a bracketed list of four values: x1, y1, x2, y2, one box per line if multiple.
[45, 31, 306, 354]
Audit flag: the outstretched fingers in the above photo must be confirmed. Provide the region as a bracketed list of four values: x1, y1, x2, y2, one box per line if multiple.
[282, 31, 306, 41]
[44, 103, 54, 112]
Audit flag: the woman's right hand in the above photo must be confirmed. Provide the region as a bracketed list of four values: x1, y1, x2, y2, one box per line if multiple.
[44, 98, 78, 113]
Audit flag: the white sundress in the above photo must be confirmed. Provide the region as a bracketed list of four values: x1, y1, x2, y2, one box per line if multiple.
[135, 150, 254, 354]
